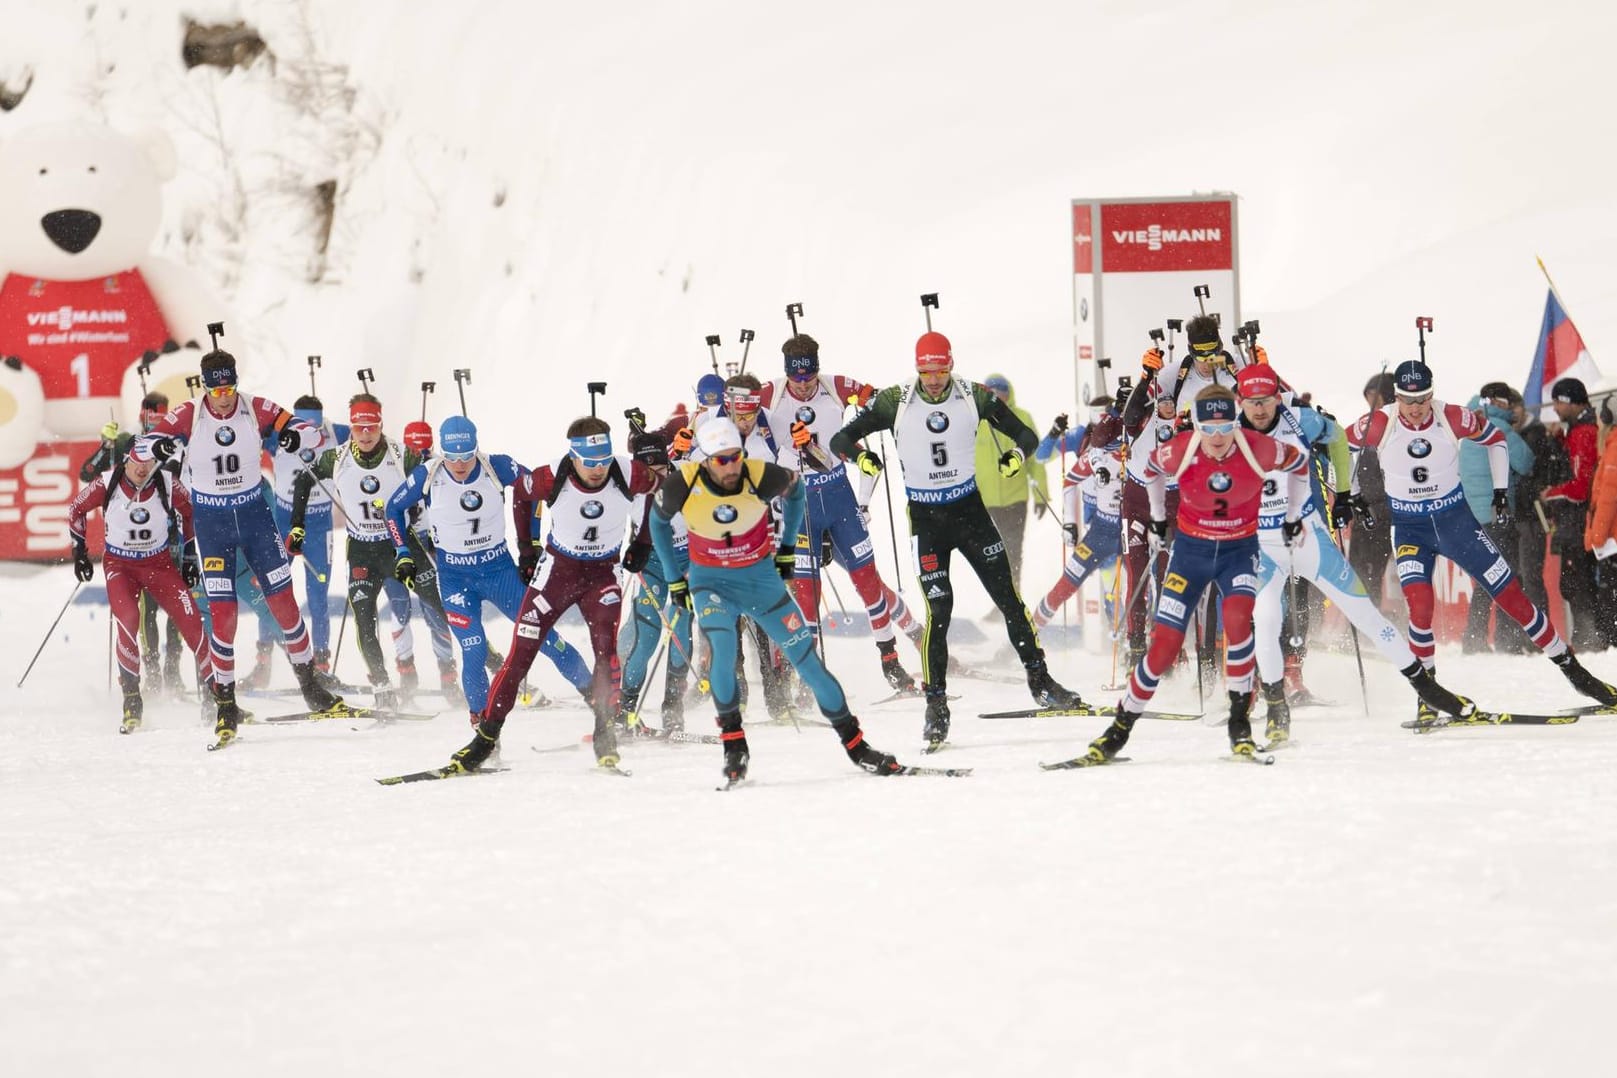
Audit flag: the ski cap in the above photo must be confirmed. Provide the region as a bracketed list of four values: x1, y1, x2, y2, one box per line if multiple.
[1193, 395, 1237, 424]
[350, 400, 382, 427]
[1236, 364, 1281, 400]
[440, 415, 479, 460]
[402, 420, 433, 452]
[696, 417, 743, 458]
[915, 332, 953, 373]
[1552, 377, 1589, 405]
[724, 385, 762, 415]
[569, 431, 614, 466]
[695, 374, 726, 408]
[127, 440, 155, 464]
[983, 373, 1010, 397]
[1393, 360, 1434, 398]
[783, 334, 820, 380]
[1186, 316, 1221, 357]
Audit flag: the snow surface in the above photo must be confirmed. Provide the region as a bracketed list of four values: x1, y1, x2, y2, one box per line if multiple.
[4, 1, 1617, 1074]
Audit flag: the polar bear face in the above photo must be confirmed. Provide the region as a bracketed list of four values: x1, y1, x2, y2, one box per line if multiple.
[0, 122, 177, 282]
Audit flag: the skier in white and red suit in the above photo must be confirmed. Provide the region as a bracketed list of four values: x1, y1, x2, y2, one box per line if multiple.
[1115, 356, 1188, 661]
[480, 416, 660, 766]
[759, 333, 917, 692]
[1347, 360, 1617, 711]
[68, 439, 215, 733]
[138, 346, 340, 743]
[1083, 385, 1310, 763]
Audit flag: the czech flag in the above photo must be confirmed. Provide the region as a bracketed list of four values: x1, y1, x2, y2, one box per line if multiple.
[1524, 288, 1599, 407]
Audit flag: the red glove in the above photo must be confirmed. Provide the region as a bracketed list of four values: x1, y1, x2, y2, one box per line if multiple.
[1250, 344, 1268, 366]
[790, 421, 813, 449]
[846, 384, 875, 408]
[672, 427, 694, 455]
[1141, 348, 1164, 374]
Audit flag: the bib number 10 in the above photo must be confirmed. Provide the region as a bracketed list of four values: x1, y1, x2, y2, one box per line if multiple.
[212, 453, 241, 476]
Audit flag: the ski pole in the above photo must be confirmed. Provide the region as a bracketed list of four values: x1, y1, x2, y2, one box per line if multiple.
[785, 302, 804, 336]
[1328, 523, 1370, 715]
[453, 369, 473, 416]
[877, 432, 904, 594]
[308, 355, 323, 396]
[737, 329, 755, 376]
[19, 581, 83, 688]
[920, 292, 938, 330]
[1193, 284, 1210, 317]
[587, 381, 607, 418]
[1415, 316, 1434, 368]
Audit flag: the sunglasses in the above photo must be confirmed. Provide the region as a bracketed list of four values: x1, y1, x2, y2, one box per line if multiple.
[351, 423, 381, 433]
[206, 384, 237, 398]
[442, 448, 477, 462]
[1396, 394, 1433, 405]
[787, 369, 817, 382]
[1196, 420, 1238, 435]
[709, 451, 743, 465]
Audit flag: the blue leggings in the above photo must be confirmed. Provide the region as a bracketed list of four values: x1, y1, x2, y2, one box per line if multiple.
[619, 557, 692, 701]
[691, 559, 849, 720]
[273, 501, 334, 652]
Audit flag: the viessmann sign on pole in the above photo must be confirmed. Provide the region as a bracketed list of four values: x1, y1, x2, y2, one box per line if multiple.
[1071, 195, 1241, 405]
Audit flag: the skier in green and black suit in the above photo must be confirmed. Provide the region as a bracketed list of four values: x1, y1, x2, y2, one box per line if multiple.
[289, 393, 456, 699]
[829, 331, 1083, 750]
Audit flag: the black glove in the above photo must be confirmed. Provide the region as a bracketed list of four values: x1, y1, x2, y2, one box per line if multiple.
[286, 525, 306, 556]
[1062, 522, 1079, 544]
[518, 542, 541, 584]
[1032, 500, 1047, 520]
[779, 544, 801, 581]
[1281, 519, 1304, 547]
[181, 553, 200, 589]
[73, 542, 94, 582]
[1146, 519, 1169, 541]
[149, 436, 178, 463]
[1329, 498, 1353, 531]
[622, 543, 650, 573]
[624, 407, 646, 432]
[819, 533, 834, 568]
[277, 427, 302, 453]
[1047, 413, 1069, 441]
[1492, 488, 1513, 527]
[853, 449, 883, 477]
[669, 578, 693, 611]
[1094, 466, 1112, 486]
[1347, 493, 1374, 530]
[394, 553, 418, 590]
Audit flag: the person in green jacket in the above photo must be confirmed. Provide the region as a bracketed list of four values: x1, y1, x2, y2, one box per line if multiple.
[974, 373, 1049, 589]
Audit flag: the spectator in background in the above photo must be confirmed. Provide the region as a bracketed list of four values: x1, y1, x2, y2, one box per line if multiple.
[975, 373, 1049, 590]
[1509, 384, 1557, 651]
[1583, 397, 1617, 644]
[1544, 377, 1605, 651]
[1460, 386, 1534, 651]
[1348, 372, 1397, 609]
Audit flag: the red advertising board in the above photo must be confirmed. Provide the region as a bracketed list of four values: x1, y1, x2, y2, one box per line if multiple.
[1099, 200, 1234, 273]
[0, 439, 103, 560]
[1072, 203, 1094, 275]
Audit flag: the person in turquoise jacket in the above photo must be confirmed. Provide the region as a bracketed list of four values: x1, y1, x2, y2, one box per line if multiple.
[1460, 391, 1535, 650]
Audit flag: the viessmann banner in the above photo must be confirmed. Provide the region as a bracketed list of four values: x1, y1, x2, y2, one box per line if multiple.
[1072, 195, 1241, 408]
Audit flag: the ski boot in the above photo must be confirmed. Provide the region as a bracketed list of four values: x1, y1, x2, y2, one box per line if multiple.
[311, 648, 344, 692]
[240, 641, 275, 690]
[1026, 658, 1084, 710]
[1085, 704, 1138, 763]
[662, 667, 688, 734]
[212, 681, 241, 746]
[293, 659, 343, 715]
[760, 649, 793, 720]
[397, 657, 419, 696]
[1227, 689, 1257, 755]
[1282, 652, 1325, 707]
[438, 658, 465, 707]
[1402, 663, 1477, 722]
[1261, 680, 1291, 746]
[162, 648, 186, 697]
[142, 652, 163, 697]
[922, 688, 951, 750]
[878, 639, 917, 693]
[718, 710, 749, 785]
[592, 705, 622, 768]
[119, 675, 143, 735]
[1124, 634, 1148, 673]
[613, 688, 657, 741]
[367, 670, 396, 711]
[449, 717, 503, 773]
[1552, 649, 1617, 706]
[836, 719, 901, 775]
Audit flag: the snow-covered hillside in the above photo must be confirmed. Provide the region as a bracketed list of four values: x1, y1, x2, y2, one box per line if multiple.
[3, 3, 1616, 1074]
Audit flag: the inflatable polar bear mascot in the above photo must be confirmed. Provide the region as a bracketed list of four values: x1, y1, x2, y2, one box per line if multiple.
[0, 120, 224, 469]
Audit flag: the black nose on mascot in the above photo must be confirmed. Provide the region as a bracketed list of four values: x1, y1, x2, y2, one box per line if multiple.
[41, 209, 103, 254]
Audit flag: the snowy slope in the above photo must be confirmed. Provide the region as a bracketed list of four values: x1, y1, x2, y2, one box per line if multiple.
[3, 2, 1617, 1074]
